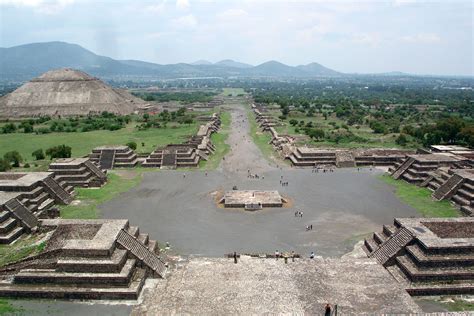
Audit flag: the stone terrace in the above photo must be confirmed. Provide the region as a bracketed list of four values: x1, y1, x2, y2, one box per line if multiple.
[364, 217, 474, 296]
[0, 172, 73, 244]
[390, 153, 469, 185]
[89, 145, 139, 170]
[48, 158, 107, 188]
[0, 219, 167, 300]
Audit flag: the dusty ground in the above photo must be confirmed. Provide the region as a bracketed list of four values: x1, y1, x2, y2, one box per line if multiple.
[100, 99, 418, 257]
[134, 249, 421, 315]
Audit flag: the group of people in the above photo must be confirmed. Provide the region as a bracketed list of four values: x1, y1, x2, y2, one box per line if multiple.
[306, 224, 313, 231]
[294, 211, 304, 217]
[312, 167, 335, 173]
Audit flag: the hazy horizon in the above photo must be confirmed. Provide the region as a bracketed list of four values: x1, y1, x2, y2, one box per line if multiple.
[0, 0, 473, 76]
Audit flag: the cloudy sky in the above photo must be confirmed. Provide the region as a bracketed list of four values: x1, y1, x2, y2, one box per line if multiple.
[0, 0, 472, 75]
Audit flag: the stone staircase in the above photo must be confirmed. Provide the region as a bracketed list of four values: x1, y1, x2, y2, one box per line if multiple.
[117, 229, 167, 278]
[336, 151, 355, 168]
[42, 177, 73, 204]
[160, 150, 177, 170]
[99, 149, 115, 170]
[4, 198, 38, 231]
[432, 174, 464, 201]
[369, 228, 414, 266]
[84, 160, 107, 181]
[391, 157, 415, 180]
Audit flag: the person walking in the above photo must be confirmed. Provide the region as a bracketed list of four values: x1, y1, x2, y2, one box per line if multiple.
[233, 251, 238, 264]
[325, 304, 332, 316]
[310, 251, 315, 259]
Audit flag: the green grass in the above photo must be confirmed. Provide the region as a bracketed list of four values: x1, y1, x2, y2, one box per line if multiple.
[0, 236, 45, 267]
[0, 122, 199, 162]
[247, 109, 276, 162]
[379, 175, 461, 217]
[59, 171, 144, 219]
[199, 111, 231, 170]
[222, 88, 245, 96]
[441, 298, 474, 311]
[0, 299, 20, 315]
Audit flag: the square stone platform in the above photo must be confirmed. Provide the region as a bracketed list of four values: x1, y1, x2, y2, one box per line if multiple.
[221, 190, 284, 209]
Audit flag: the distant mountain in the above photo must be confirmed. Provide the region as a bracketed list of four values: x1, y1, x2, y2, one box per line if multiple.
[215, 59, 252, 68]
[191, 60, 213, 65]
[0, 41, 343, 81]
[297, 62, 340, 76]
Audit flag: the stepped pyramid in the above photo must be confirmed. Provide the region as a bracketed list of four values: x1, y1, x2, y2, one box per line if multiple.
[0, 68, 146, 117]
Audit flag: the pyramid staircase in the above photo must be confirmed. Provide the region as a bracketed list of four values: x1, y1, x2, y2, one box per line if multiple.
[391, 157, 415, 180]
[99, 149, 115, 170]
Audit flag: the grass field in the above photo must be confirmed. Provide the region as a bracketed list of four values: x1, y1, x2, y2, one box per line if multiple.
[0, 122, 199, 163]
[199, 111, 231, 170]
[379, 175, 460, 217]
[0, 235, 45, 267]
[60, 171, 144, 219]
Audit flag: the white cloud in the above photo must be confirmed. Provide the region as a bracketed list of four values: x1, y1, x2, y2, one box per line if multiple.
[401, 33, 441, 43]
[172, 14, 197, 29]
[393, 0, 418, 7]
[146, 1, 167, 14]
[0, 0, 75, 14]
[217, 8, 248, 19]
[351, 33, 382, 46]
[176, 0, 189, 10]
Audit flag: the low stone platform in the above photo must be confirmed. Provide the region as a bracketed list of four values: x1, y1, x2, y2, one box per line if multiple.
[220, 190, 285, 209]
[0, 172, 73, 244]
[364, 217, 474, 296]
[0, 219, 167, 300]
[89, 145, 139, 170]
[134, 255, 420, 314]
[49, 158, 107, 188]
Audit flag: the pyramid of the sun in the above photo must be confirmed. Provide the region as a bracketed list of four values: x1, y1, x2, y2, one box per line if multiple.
[0, 68, 146, 117]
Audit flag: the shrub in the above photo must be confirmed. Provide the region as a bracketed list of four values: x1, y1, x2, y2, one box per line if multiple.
[289, 119, 298, 126]
[4, 151, 23, 167]
[0, 158, 11, 171]
[32, 149, 45, 160]
[46, 145, 72, 159]
[396, 134, 408, 146]
[126, 141, 137, 150]
[24, 163, 30, 168]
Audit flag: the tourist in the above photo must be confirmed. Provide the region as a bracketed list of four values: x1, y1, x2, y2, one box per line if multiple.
[310, 251, 315, 259]
[233, 251, 238, 264]
[275, 250, 280, 259]
[291, 251, 295, 262]
[325, 304, 332, 316]
[300, 211, 303, 217]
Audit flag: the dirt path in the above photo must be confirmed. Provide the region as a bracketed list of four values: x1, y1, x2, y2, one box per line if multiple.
[219, 97, 276, 175]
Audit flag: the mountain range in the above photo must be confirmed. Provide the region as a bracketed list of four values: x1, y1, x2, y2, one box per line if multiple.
[0, 41, 342, 81]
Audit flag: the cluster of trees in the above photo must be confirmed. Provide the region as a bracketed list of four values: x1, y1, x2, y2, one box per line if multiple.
[135, 91, 217, 103]
[0, 145, 72, 171]
[136, 108, 194, 130]
[1, 112, 131, 134]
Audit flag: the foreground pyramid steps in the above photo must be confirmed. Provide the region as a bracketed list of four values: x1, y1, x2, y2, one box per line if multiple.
[0, 219, 167, 300]
[364, 217, 474, 296]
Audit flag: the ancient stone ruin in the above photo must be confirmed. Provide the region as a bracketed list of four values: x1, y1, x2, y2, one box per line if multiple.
[219, 190, 285, 210]
[48, 158, 107, 188]
[0, 68, 147, 118]
[89, 145, 139, 170]
[364, 217, 474, 296]
[0, 172, 73, 244]
[0, 219, 166, 300]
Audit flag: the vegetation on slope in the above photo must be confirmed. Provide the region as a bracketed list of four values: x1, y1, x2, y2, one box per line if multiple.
[379, 175, 460, 217]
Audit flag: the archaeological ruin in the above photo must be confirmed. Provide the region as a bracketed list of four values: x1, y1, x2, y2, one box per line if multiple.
[219, 190, 285, 210]
[48, 158, 107, 188]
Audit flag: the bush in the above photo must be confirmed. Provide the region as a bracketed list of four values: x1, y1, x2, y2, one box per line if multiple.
[4, 151, 23, 167]
[46, 145, 72, 159]
[1, 123, 16, 134]
[289, 119, 298, 126]
[0, 158, 11, 171]
[24, 163, 30, 168]
[126, 141, 137, 150]
[32, 149, 45, 160]
[396, 134, 408, 146]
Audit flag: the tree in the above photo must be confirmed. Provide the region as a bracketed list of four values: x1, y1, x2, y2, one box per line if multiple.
[143, 113, 150, 122]
[126, 141, 137, 150]
[4, 151, 23, 167]
[46, 145, 72, 159]
[395, 134, 408, 146]
[32, 149, 45, 160]
[289, 119, 298, 126]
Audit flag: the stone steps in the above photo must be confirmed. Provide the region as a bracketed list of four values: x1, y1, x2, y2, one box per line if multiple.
[116, 230, 166, 277]
[407, 281, 474, 296]
[369, 228, 413, 266]
[406, 244, 474, 268]
[396, 255, 474, 282]
[460, 205, 473, 216]
[382, 224, 397, 237]
[99, 150, 115, 170]
[0, 267, 146, 300]
[391, 158, 415, 180]
[364, 237, 379, 253]
[57, 249, 128, 273]
[0, 217, 17, 234]
[432, 174, 464, 201]
[15, 259, 137, 285]
[452, 194, 471, 207]
[0, 226, 24, 244]
[5, 198, 38, 231]
[42, 177, 73, 204]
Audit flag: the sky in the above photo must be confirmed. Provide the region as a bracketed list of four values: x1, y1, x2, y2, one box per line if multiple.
[0, 0, 472, 76]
